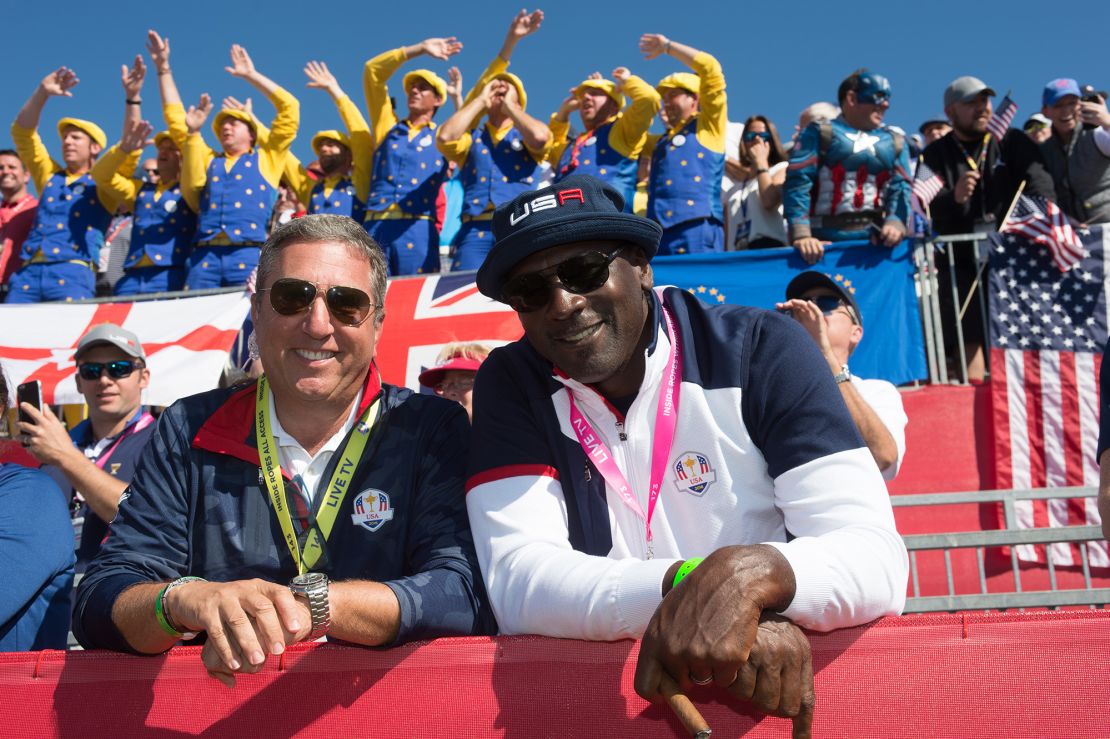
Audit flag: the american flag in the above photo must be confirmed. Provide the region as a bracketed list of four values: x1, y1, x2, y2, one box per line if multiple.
[988, 225, 1108, 567]
[1000, 193, 1084, 272]
[986, 94, 1018, 140]
[911, 161, 944, 214]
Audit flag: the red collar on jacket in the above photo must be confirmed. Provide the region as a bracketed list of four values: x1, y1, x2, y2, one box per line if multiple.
[192, 364, 383, 467]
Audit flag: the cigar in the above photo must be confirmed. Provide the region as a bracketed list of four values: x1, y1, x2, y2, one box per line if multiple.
[659, 673, 711, 738]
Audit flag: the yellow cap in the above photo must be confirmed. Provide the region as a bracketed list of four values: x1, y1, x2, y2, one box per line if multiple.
[655, 72, 700, 97]
[211, 109, 257, 139]
[493, 72, 528, 111]
[56, 117, 107, 149]
[311, 129, 351, 154]
[152, 131, 176, 149]
[575, 79, 626, 110]
[402, 69, 448, 103]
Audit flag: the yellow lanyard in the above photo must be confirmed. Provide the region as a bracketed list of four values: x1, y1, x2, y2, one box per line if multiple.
[961, 132, 992, 172]
[254, 376, 379, 575]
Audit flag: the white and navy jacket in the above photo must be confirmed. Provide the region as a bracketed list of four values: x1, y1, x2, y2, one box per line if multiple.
[465, 287, 907, 640]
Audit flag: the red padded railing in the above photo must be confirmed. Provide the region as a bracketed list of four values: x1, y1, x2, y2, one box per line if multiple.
[1, 611, 1107, 738]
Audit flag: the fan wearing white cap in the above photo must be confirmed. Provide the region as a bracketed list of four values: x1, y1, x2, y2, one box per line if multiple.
[176, 43, 299, 291]
[19, 322, 154, 570]
[92, 53, 196, 296]
[359, 36, 461, 276]
[7, 66, 128, 302]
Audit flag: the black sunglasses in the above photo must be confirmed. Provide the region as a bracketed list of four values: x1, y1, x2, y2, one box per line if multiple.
[501, 247, 625, 313]
[260, 278, 376, 327]
[77, 360, 144, 381]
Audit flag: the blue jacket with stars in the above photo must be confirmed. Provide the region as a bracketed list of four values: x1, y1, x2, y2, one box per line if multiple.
[74, 366, 496, 651]
[783, 117, 912, 241]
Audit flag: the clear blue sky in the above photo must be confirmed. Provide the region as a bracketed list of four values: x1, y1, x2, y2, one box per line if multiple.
[3, 0, 1107, 171]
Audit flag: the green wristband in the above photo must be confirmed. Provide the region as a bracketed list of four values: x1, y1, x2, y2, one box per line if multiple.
[154, 585, 182, 637]
[672, 557, 704, 590]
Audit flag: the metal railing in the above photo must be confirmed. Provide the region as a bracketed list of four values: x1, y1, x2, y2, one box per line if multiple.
[912, 233, 992, 385]
[894, 486, 1109, 612]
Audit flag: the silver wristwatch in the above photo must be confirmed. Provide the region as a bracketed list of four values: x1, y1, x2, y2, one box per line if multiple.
[834, 364, 852, 384]
[289, 572, 331, 639]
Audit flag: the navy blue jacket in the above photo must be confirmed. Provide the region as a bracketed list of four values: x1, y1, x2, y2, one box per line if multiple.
[0, 464, 74, 651]
[74, 368, 495, 651]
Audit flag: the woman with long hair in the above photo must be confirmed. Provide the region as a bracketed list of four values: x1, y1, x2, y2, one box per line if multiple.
[724, 115, 789, 250]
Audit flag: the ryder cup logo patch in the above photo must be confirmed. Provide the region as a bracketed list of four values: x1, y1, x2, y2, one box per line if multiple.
[672, 451, 716, 496]
[350, 489, 395, 532]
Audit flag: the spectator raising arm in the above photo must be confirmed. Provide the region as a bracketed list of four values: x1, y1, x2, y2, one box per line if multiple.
[12, 68, 79, 191]
[362, 37, 462, 149]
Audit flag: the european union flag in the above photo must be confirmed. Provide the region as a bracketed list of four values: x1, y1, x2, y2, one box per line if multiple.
[652, 239, 927, 385]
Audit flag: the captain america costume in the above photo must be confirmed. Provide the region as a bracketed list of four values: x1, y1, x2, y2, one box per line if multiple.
[783, 72, 912, 243]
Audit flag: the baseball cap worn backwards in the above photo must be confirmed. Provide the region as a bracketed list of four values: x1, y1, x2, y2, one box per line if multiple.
[75, 323, 146, 360]
[477, 174, 662, 301]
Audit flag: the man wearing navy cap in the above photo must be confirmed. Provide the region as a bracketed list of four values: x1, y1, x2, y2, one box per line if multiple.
[777, 272, 907, 480]
[1039, 78, 1110, 225]
[465, 173, 907, 733]
[784, 68, 912, 265]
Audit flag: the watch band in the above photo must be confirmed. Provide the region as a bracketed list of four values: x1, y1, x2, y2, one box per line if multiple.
[158, 576, 204, 639]
[834, 365, 852, 384]
[290, 574, 331, 639]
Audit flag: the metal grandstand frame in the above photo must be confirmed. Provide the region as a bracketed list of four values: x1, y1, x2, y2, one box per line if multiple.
[895, 486, 1110, 612]
[912, 233, 992, 386]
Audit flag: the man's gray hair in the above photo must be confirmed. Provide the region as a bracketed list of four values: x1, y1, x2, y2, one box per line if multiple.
[256, 214, 387, 323]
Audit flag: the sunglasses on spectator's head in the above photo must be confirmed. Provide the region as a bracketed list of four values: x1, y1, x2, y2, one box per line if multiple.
[77, 360, 144, 381]
[260, 278, 375, 326]
[502, 246, 625, 313]
[742, 131, 772, 143]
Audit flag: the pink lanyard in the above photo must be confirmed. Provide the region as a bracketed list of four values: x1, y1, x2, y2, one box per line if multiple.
[92, 411, 155, 470]
[565, 306, 682, 559]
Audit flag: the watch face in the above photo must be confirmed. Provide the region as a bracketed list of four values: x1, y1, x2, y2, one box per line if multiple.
[293, 572, 327, 587]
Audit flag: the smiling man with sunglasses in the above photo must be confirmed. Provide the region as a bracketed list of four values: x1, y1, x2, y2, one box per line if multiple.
[75, 214, 494, 684]
[465, 174, 907, 736]
[20, 323, 154, 570]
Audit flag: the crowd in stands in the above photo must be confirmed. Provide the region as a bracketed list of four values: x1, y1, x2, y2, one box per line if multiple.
[1, 12, 1106, 304]
[2, 14, 1109, 734]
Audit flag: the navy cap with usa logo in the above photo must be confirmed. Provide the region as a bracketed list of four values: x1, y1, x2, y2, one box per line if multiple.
[476, 174, 662, 301]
